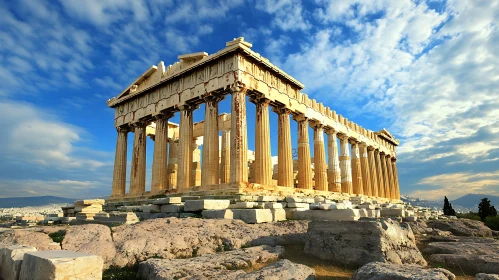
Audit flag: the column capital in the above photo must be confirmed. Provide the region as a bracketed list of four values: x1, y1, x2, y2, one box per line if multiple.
[116, 125, 130, 133]
[348, 138, 359, 145]
[324, 127, 336, 135]
[131, 120, 148, 128]
[391, 157, 397, 162]
[229, 82, 247, 94]
[359, 142, 368, 148]
[367, 146, 375, 151]
[309, 120, 324, 129]
[292, 113, 308, 123]
[272, 106, 292, 115]
[249, 94, 271, 106]
[338, 134, 349, 141]
[178, 104, 199, 112]
[203, 93, 224, 104]
[155, 110, 174, 120]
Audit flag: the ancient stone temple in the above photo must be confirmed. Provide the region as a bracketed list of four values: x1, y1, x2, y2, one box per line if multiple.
[107, 38, 401, 202]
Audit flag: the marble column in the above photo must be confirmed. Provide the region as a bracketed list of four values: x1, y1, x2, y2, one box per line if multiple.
[359, 143, 372, 196]
[380, 152, 390, 199]
[130, 122, 147, 194]
[201, 96, 222, 186]
[220, 129, 231, 183]
[375, 150, 385, 198]
[313, 123, 327, 191]
[112, 126, 128, 196]
[392, 158, 400, 200]
[274, 107, 293, 188]
[350, 140, 363, 195]
[367, 147, 379, 197]
[254, 97, 272, 185]
[151, 113, 172, 193]
[294, 115, 312, 189]
[177, 105, 194, 190]
[339, 135, 353, 194]
[167, 139, 178, 190]
[325, 129, 341, 192]
[386, 155, 395, 200]
[230, 85, 248, 183]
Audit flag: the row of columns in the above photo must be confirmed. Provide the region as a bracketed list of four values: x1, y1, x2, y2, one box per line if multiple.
[112, 87, 400, 200]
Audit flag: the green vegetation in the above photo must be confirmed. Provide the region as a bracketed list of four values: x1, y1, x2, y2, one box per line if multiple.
[442, 196, 456, 216]
[456, 212, 481, 221]
[102, 264, 139, 280]
[478, 197, 497, 221]
[48, 230, 66, 243]
[485, 216, 499, 231]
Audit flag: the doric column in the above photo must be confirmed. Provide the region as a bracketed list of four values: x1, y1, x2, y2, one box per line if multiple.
[130, 122, 147, 194]
[386, 154, 395, 200]
[167, 139, 178, 190]
[230, 85, 248, 183]
[312, 122, 327, 191]
[359, 143, 372, 196]
[151, 113, 172, 193]
[273, 107, 293, 188]
[112, 126, 128, 196]
[252, 97, 272, 185]
[201, 96, 222, 186]
[325, 129, 341, 192]
[177, 105, 195, 190]
[392, 158, 400, 200]
[350, 140, 363, 195]
[375, 150, 385, 198]
[294, 114, 312, 189]
[339, 135, 353, 194]
[380, 152, 390, 199]
[220, 129, 231, 183]
[367, 147, 379, 197]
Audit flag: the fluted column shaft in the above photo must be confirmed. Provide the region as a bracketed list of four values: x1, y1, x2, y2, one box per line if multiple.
[220, 129, 231, 183]
[392, 159, 400, 200]
[295, 115, 312, 189]
[130, 122, 147, 194]
[201, 97, 221, 186]
[360, 143, 372, 196]
[386, 155, 395, 200]
[275, 108, 293, 188]
[326, 130, 341, 192]
[178, 106, 194, 190]
[367, 147, 379, 197]
[339, 135, 353, 194]
[167, 139, 178, 190]
[230, 86, 248, 183]
[151, 114, 171, 193]
[254, 98, 272, 185]
[313, 124, 327, 191]
[380, 152, 390, 199]
[350, 141, 363, 195]
[112, 126, 128, 196]
[375, 150, 385, 198]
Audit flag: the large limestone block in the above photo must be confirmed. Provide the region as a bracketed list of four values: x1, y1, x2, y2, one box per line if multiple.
[19, 250, 103, 280]
[160, 204, 183, 213]
[152, 197, 182, 205]
[74, 199, 105, 206]
[229, 202, 256, 209]
[265, 202, 283, 209]
[287, 209, 360, 221]
[287, 203, 310, 209]
[238, 259, 315, 280]
[304, 219, 427, 267]
[202, 210, 233, 219]
[184, 200, 230, 212]
[140, 205, 161, 213]
[426, 219, 492, 237]
[351, 262, 455, 280]
[0, 245, 37, 280]
[381, 208, 405, 217]
[257, 196, 278, 202]
[0, 231, 60, 251]
[232, 209, 273, 224]
[271, 209, 286, 222]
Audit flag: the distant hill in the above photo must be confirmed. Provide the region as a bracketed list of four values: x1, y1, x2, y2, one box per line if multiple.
[452, 194, 499, 211]
[0, 196, 75, 208]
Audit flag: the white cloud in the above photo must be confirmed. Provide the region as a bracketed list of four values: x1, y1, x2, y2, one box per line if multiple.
[256, 0, 311, 31]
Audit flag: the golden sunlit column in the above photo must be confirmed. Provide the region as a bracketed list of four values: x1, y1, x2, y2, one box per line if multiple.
[313, 123, 327, 191]
[151, 113, 172, 193]
[167, 139, 178, 190]
[386, 154, 395, 200]
[274, 107, 294, 188]
[359, 143, 372, 196]
[339, 135, 353, 194]
[325, 129, 341, 192]
[220, 129, 231, 183]
[177, 105, 195, 190]
[112, 126, 128, 196]
[380, 152, 390, 199]
[392, 158, 401, 200]
[201, 96, 222, 186]
[350, 140, 364, 195]
[130, 122, 147, 194]
[375, 149, 385, 198]
[294, 114, 313, 189]
[367, 147, 379, 197]
[230, 85, 248, 183]
[253, 97, 272, 185]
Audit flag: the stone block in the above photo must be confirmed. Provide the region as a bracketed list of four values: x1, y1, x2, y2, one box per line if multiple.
[287, 209, 360, 221]
[285, 197, 303, 203]
[404, 216, 418, 222]
[184, 200, 230, 212]
[153, 197, 182, 205]
[302, 198, 315, 204]
[74, 199, 105, 205]
[75, 213, 96, 220]
[271, 209, 286, 222]
[140, 205, 161, 213]
[229, 202, 256, 209]
[232, 209, 273, 224]
[0, 245, 37, 280]
[358, 204, 376, 210]
[359, 209, 368, 218]
[202, 210, 233, 219]
[314, 197, 325, 203]
[310, 203, 321, 210]
[257, 196, 278, 202]
[367, 210, 381, 218]
[264, 203, 283, 209]
[179, 213, 198, 218]
[19, 250, 103, 280]
[287, 203, 310, 209]
[160, 204, 183, 213]
[381, 208, 405, 217]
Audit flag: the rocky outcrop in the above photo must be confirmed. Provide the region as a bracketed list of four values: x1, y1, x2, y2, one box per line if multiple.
[112, 217, 308, 266]
[61, 224, 116, 268]
[0, 230, 60, 251]
[137, 245, 285, 279]
[304, 219, 426, 268]
[426, 219, 492, 237]
[238, 259, 315, 280]
[351, 262, 455, 280]
[476, 274, 499, 280]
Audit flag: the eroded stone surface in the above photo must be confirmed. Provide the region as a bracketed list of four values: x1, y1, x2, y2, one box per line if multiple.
[0, 230, 60, 251]
[476, 273, 499, 280]
[426, 219, 492, 237]
[351, 262, 455, 280]
[0, 245, 37, 280]
[238, 259, 315, 280]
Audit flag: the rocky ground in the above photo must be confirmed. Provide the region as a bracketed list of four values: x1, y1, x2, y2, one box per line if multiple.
[0, 217, 498, 279]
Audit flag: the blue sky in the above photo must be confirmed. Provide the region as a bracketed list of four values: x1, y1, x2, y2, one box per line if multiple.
[0, 0, 498, 200]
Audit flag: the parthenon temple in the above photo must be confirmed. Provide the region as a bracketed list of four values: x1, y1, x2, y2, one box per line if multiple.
[107, 38, 401, 203]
